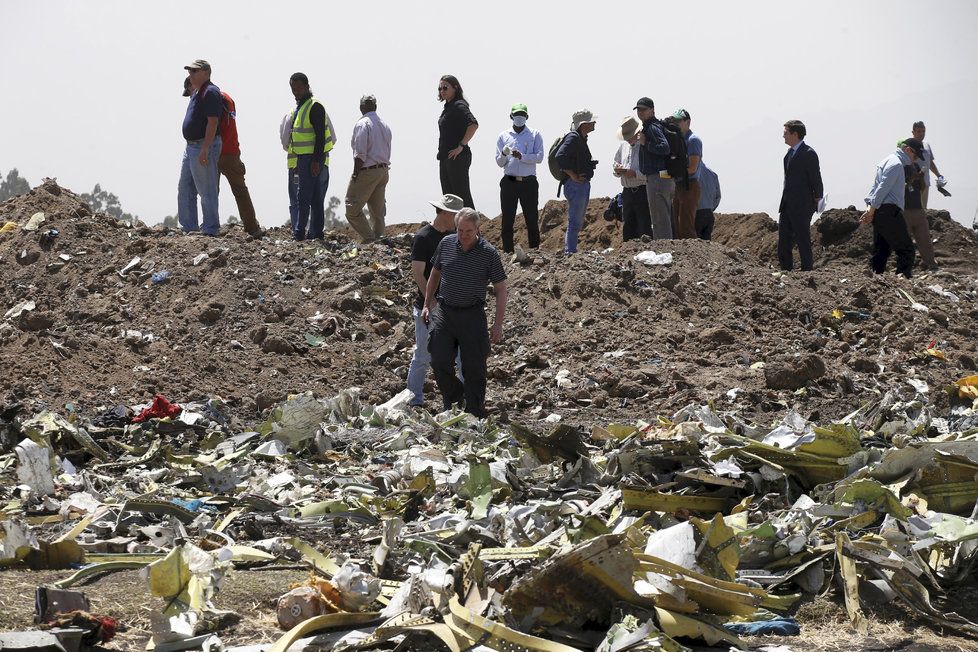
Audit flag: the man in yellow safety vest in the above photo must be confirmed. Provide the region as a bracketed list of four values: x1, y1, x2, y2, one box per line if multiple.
[287, 72, 336, 240]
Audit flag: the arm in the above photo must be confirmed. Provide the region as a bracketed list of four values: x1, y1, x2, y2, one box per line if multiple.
[687, 154, 701, 175]
[861, 161, 901, 224]
[646, 124, 670, 156]
[326, 112, 337, 150]
[490, 281, 507, 343]
[930, 159, 941, 178]
[556, 134, 584, 183]
[495, 133, 509, 168]
[808, 149, 824, 201]
[351, 121, 367, 177]
[447, 123, 478, 161]
[421, 267, 442, 324]
[522, 131, 545, 165]
[686, 135, 702, 175]
[199, 117, 219, 165]
[411, 261, 427, 295]
[310, 102, 326, 174]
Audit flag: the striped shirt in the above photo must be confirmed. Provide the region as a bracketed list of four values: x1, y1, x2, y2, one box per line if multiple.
[432, 235, 506, 307]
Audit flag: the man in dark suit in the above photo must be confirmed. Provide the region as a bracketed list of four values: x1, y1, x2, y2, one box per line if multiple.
[778, 120, 824, 271]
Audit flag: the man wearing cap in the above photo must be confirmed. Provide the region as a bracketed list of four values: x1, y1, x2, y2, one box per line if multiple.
[178, 59, 223, 236]
[612, 117, 651, 241]
[899, 142, 937, 270]
[778, 120, 824, 271]
[184, 77, 262, 238]
[911, 121, 946, 209]
[859, 139, 925, 278]
[670, 109, 702, 239]
[555, 110, 597, 254]
[422, 209, 508, 418]
[495, 103, 545, 253]
[345, 94, 392, 243]
[634, 97, 673, 240]
[406, 194, 463, 407]
[287, 72, 337, 241]
[695, 162, 721, 240]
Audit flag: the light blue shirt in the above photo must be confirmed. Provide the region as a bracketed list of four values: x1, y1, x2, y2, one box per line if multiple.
[685, 130, 703, 180]
[865, 149, 910, 210]
[495, 126, 545, 177]
[697, 162, 721, 210]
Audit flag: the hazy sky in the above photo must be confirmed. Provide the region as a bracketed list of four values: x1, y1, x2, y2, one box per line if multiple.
[3, 1, 978, 229]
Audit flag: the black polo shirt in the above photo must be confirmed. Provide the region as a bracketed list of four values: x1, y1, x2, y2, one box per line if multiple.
[431, 235, 506, 307]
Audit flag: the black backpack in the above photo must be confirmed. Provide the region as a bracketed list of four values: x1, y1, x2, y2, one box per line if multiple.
[661, 119, 689, 187]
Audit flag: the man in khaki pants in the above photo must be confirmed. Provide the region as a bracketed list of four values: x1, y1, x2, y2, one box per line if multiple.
[345, 94, 392, 242]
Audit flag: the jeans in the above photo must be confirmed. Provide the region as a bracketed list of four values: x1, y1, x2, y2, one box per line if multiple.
[293, 154, 329, 240]
[406, 306, 462, 406]
[439, 147, 474, 208]
[500, 175, 540, 251]
[646, 175, 675, 240]
[178, 137, 222, 235]
[563, 178, 590, 254]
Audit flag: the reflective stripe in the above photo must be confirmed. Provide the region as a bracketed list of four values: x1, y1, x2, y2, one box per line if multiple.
[288, 97, 334, 157]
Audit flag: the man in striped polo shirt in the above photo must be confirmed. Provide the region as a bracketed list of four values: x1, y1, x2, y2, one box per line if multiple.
[421, 209, 508, 418]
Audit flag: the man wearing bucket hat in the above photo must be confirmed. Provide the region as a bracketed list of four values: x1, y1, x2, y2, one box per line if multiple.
[859, 138, 925, 278]
[612, 117, 651, 241]
[495, 103, 545, 253]
[555, 110, 598, 254]
[406, 193, 463, 407]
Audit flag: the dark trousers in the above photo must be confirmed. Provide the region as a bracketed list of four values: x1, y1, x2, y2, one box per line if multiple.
[499, 175, 540, 252]
[871, 203, 915, 277]
[428, 304, 489, 418]
[439, 148, 474, 209]
[777, 210, 814, 271]
[622, 186, 652, 241]
[293, 154, 329, 240]
[695, 208, 715, 240]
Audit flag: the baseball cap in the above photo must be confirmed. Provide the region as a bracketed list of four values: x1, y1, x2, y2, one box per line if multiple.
[510, 103, 528, 115]
[672, 108, 690, 121]
[183, 59, 211, 71]
[900, 137, 926, 159]
[634, 97, 654, 110]
[429, 194, 464, 213]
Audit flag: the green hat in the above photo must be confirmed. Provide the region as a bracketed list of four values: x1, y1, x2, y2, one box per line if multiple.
[510, 103, 528, 115]
[672, 108, 690, 121]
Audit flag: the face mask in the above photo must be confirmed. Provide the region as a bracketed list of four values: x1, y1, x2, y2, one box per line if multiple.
[512, 116, 527, 128]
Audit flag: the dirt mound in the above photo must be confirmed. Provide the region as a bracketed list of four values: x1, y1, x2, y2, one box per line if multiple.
[712, 207, 978, 270]
[2, 181, 978, 429]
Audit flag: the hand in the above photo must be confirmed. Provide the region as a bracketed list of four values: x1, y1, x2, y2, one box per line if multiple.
[447, 145, 463, 160]
[637, 132, 646, 145]
[421, 306, 430, 324]
[622, 170, 636, 179]
[198, 151, 208, 166]
[512, 150, 522, 160]
[490, 321, 503, 344]
[310, 161, 322, 177]
[859, 211, 874, 225]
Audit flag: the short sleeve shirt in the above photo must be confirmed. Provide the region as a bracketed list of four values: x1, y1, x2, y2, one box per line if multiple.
[437, 99, 478, 159]
[183, 80, 222, 141]
[431, 235, 506, 307]
[685, 131, 703, 181]
[411, 224, 453, 308]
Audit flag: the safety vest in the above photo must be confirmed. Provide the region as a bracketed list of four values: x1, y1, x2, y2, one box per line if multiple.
[287, 96, 333, 169]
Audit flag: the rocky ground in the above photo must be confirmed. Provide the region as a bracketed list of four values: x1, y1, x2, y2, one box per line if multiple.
[1, 180, 977, 428]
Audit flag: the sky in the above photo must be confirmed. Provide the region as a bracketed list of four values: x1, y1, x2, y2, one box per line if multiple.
[2, 0, 978, 229]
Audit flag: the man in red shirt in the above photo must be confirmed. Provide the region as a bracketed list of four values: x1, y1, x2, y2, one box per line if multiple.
[183, 78, 262, 237]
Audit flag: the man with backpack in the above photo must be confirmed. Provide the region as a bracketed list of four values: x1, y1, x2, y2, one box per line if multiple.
[670, 109, 702, 239]
[634, 97, 676, 240]
[553, 110, 597, 254]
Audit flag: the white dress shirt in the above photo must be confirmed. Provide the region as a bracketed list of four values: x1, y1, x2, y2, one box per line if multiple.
[351, 111, 392, 167]
[613, 141, 647, 188]
[495, 126, 545, 177]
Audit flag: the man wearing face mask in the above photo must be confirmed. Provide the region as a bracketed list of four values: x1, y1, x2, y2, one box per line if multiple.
[494, 103, 545, 253]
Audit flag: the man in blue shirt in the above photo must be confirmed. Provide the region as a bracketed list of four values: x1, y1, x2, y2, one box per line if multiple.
[178, 59, 223, 236]
[634, 97, 673, 240]
[671, 109, 702, 239]
[495, 103, 545, 252]
[859, 138, 925, 278]
[695, 162, 721, 240]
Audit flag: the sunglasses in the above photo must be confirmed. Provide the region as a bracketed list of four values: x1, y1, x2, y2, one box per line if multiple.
[438, 85, 450, 91]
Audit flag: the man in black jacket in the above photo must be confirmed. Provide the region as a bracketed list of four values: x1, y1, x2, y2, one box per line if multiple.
[778, 120, 823, 271]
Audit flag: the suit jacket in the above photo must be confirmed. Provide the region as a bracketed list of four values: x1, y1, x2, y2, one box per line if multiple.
[779, 142, 823, 215]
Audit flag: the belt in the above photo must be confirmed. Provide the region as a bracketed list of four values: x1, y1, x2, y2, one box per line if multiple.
[505, 174, 535, 182]
[441, 303, 481, 310]
[362, 163, 389, 170]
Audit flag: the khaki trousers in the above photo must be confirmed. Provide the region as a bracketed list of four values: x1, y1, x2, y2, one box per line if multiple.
[345, 167, 389, 242]
[903, 208, 937, 268]
[217, 153, 260, 235]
